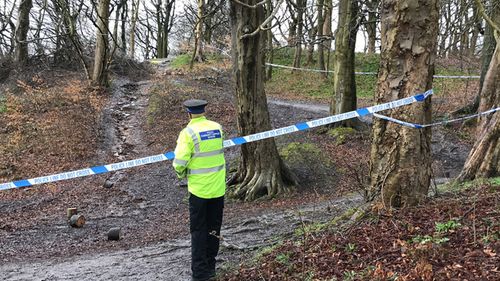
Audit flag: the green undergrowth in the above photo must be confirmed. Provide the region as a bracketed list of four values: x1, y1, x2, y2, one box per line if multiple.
[170, 53, 227, 70]
[267, 48, 479, 100]
[279, 142, 333, 173]
[279, 142, 322, 163]
[437, 176, 500, 193]
[327, 127, 358, 145]
[0, 95, 6, 113]
[170, 54, 191, 69]
[294, 207, 360, 237]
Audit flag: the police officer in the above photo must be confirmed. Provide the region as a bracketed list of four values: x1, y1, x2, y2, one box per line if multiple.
[173, 99, 225, 281]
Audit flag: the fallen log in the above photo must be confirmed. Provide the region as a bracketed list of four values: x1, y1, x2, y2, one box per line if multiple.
[69, 214, 85, 228]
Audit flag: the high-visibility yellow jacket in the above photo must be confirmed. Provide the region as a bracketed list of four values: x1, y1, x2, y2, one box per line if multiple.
[173, 116, 226, 199]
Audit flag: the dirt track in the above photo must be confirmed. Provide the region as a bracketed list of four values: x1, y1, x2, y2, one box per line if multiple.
[0, 62, 471, 280]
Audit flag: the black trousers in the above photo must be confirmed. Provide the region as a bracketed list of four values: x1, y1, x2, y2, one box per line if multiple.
[189, 193, 224, 280]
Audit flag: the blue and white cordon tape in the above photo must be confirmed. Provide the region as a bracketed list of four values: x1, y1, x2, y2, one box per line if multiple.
[373, 107, 499, 129]
[265, 63, 481, 79]
[0, 90, 434, 191]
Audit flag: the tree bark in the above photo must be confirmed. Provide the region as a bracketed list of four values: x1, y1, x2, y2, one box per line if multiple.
[265, 0, 274, 81]
[14, 0, 33, 65]
[369, 0, 438, 208]
[365, 0, 378, 54]
[317, 0, 326, 76]
[129, 0, 139, 59]
[453, 1, 499, 116]
[92, 0, 111, 86]
[120, 0, 128, 54]
[322, 0, 333, 50]
[330, 0, 360, 128]
[229, 0, 298, 201]
[194, 0, 205, 62]
[292, 0, 305, 71]
[457, 0, 500, 181]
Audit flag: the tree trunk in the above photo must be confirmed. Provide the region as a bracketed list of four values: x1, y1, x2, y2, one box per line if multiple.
[92, 0, 111, 86]
[292, 0, 305, 71]
[457, 0, 500, 181]
[306, 27, 317, 65]
[317, 0, 326, 76]
[469, 1, 481, 57]
[365, 0, 378, 54]
[323, 0, 333, 50]
[14, 0, 33, 65]
[229, 0, 298, 201]
[194, 0, 205, 62]
[369, 0, 438, 208]
[112, 0, 122, 53]
[330, 0, 360, 128]
[129, 0, 139, 59]
[265, 0, 274, 81]
[453, 1, 499, 116]
[120, 1, 127, 54]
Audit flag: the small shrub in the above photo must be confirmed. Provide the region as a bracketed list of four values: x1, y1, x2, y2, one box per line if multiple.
[275, 253, 291, 265]
[435, 220, 462, 233]
[345, 243, 357, 253]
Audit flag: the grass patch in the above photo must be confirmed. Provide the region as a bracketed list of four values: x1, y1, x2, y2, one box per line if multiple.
[437, 176, 500, 193]
[327, 127, 357, 145]
[266, 70, 333, 99]
[279, 142, 323, 164]
[170, 54, 192, 69]
[0, 95, 6, 113]
[267, 48, 479, 101]
[251, 242, 283, 264]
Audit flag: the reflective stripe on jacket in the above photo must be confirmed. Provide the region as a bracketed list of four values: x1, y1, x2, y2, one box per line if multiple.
[173, 116, 226, 199]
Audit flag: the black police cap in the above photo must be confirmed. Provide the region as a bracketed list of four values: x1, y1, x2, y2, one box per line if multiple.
[183, 99, 208, 114]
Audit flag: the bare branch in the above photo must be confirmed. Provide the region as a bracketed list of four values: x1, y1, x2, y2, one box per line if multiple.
[241, 0, 284, 39]
[474, 0, 500, 37]
[231, 0, 267, 9]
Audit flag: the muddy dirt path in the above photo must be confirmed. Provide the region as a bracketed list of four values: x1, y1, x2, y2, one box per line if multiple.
[1, 195, 362, 281]
[0, 62, 471, 280]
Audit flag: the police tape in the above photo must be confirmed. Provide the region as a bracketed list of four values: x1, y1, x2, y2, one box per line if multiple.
[265, 63, 481, 79]
[373, 107, 499, 129]
[0, 89, 433, 191]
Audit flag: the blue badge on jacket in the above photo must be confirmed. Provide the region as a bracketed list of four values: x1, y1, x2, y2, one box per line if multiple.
[199, 130, 221, 140]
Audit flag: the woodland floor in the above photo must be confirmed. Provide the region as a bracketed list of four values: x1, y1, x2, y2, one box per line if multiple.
[0, 59, 496, 280]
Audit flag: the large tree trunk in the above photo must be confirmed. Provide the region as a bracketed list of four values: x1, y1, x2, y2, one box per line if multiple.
[369, 0, 438, 208]
[14, 0, 33, 65]
[457, 0, 500, 181]
[365, 0, 378, 54]
[330, 0, 360, 128]
[92, 0, 111, 86]
[229, 0, 298, 201]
